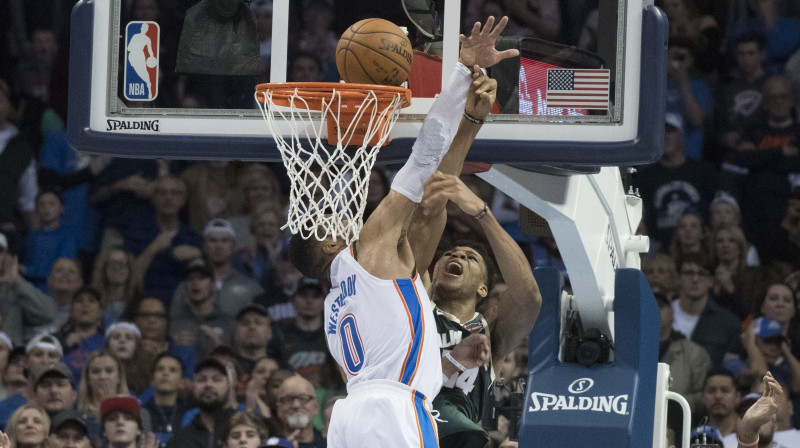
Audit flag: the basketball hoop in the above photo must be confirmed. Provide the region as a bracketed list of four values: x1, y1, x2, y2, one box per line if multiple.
[254, 82, 411, 244]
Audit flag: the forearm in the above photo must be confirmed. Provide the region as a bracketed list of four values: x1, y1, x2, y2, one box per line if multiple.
[437, 117, 483, 175]
[15, 278, 58, 324]
[409, 205, 447, 273]
[681, 82, 706, 125]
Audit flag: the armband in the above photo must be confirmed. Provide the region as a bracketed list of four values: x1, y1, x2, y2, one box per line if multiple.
[737, 435, 758, 447]
[445, 352, 467, 372]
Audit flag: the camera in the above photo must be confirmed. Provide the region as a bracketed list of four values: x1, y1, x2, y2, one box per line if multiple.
[563, 308, 613, 367]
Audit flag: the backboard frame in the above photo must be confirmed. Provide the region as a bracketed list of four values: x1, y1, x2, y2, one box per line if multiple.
[67, 0, 667, 167]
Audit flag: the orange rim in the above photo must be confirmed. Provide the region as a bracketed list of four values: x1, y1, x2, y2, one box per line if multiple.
[255, 82, 412, 110]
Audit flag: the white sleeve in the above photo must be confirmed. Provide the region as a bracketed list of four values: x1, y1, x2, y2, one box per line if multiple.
[390, 63, 472, 202]
[18, 160, 38, 212]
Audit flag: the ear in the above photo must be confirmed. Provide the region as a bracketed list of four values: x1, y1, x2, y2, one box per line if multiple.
[477, 283, 488, 299]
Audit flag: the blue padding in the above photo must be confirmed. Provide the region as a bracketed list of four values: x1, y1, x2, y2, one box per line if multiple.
[67, 2, 667, 167]
[519, 268, 659, 448]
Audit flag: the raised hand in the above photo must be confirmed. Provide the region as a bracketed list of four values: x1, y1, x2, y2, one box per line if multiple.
[459, 16, 519, 69]
[0, 430, 10, 448]
[423, 173, 484, 217]
[466, 66, 498, 120]
[739, 372, 782, 440]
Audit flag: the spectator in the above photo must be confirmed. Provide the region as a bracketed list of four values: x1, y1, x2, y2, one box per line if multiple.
[244, 356, 279, 417]
[143, 354, 189, 447]
[0, 334, 10, 399]
[502, 0, 561, 42]
[708, 191, 760, 265]
[233, 204, 286, 291]
[233, 305, 275, 377]
[726, 77, 800, 250]
[92, 249, 140, 325]
[166, 358, 236, 448]
[278, 280, 327, 387]
[0, 333, 63, 429]
[666, 37, 713, 160]
[710, 226, 766, 320]
[636, 113, 718, 251]
[720, 382, 784, 448]
[126, 176, 203, 304]
[44, 258, 84, 339]
[733, 0, 800, 74]
[180, 161, 245, 235]
[287, 52, 323, 83]
[700, 369, 740, 436]
[227, 164, 282, 249]
[31, 362, 76, 419]
[273, 375, 325, 447]
[669, 212, 713, 263]
[252, 249, 302, 324]
[296, 0, 338, 82]
[642, 254, 679, 297]
[128, 297, 197, 381]
[58, 287, 105, 381]
[760, 185, 800, 270]
[716, 32, 768, 159]
[13, 28, 58, 101]
[222, 412, 269, 448]
[752, 282, 800, 361]
[0, 79, 38, 243]
[169, 258, 235, 358]
[102, 395, 156, 448]
[656, 290, 711, 413]
[76, 350, 129, 443]
[1, 348, 27, 403]
[672, 253, 743, 368]
[105, 323, 151, 396]
[172, 219, 263, 316]
[659, 0, 721, 75]
[23, 188, 77, 292]
[0, 240, 58, 346]
[749, 377, 800, 442]
[736, 317, 800, 393]
[4, 404, 49, 448]
[48, 410, 91, 448]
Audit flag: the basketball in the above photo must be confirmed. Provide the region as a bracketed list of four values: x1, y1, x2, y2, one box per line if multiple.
[146, 57, 158, 68]
[336, 18, 413, 86]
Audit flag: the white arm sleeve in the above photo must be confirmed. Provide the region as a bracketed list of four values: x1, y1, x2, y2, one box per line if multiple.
[391, 62, 472, 203]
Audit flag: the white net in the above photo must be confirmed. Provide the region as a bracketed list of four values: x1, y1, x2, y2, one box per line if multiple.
[255, 84, 408, 245]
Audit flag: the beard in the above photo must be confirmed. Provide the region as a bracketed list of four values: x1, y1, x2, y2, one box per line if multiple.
[285, 410, 311, 430]
[197, 396, 226, 413]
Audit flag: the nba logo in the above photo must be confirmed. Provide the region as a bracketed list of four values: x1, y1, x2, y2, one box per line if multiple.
[124, 21, 159, 101]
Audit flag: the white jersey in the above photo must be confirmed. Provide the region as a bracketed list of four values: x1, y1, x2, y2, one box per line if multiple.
[325, 245, 442, 399]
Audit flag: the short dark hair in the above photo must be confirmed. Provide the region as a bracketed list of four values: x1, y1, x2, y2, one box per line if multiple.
[288, 235, 327, 280]
[704, 368, 737, 388]
[36, 186, 64, 205]
[152, 352, 183, 376]
[450, 239, 496, 293]
[733, 31, 766, 53]
[676, 252, 713, 275]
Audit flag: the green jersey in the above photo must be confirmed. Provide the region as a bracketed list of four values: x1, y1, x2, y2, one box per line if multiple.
[432, 306, 493, 447]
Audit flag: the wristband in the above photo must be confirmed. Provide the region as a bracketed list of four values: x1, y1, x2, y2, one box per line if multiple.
[473, 202, 488, 220]
[463, 111, 485, 124]
[445, 352, 467, 372]
[737, 434, 758, 447]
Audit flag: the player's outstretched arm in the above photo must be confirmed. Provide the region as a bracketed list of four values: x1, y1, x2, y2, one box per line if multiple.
[409, 69, 497, 271]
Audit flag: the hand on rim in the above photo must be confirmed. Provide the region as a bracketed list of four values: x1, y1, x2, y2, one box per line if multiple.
[458, 16, 520, 69]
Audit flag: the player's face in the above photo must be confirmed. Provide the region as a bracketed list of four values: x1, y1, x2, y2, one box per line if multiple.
[432, 246, 488, 299]
[702, 375, 738, 418]
[760, 284, 795, 323]
[225, 424, 261, 448]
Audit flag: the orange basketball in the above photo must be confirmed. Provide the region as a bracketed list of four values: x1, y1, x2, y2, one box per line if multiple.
[336, 18, 413, 86]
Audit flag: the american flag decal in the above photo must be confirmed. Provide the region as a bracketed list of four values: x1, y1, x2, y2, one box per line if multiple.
[545, 69, 610, 110]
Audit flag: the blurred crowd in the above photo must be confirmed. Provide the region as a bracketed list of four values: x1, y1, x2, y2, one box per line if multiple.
[1, 0, 800, 447]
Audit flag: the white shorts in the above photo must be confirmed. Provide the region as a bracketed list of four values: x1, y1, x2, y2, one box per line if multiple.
[327, 379, 439, 448]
